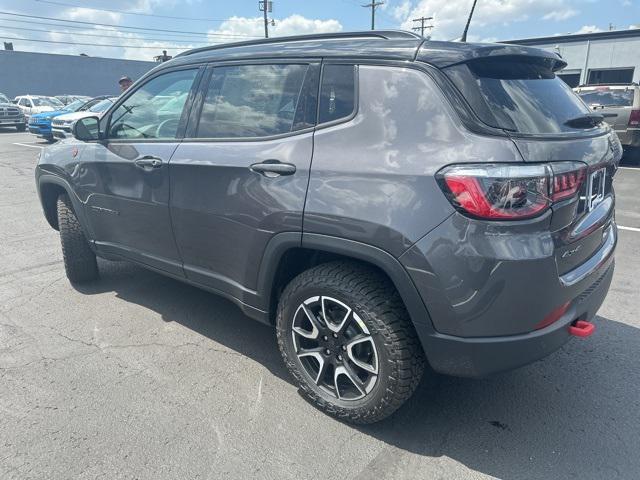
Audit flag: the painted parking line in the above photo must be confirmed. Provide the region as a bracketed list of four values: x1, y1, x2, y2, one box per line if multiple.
[619, 225, 640, 233]
[13, 142, 43, 149]
[618, 166, 640, 171]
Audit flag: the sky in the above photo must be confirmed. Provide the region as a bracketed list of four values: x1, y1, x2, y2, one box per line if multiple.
[1, 0, 640, 61]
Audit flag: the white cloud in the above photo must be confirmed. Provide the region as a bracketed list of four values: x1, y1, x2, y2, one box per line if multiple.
[395, 0, 582, 41]
[543, 8, 578, 21]
[208, 14, 342, 42]
[66, 7, 122, 24]
[393, 1, 413, 21]
[574, 24, 603, 34]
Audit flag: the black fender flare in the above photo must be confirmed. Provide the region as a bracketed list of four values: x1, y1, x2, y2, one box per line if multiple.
[254, 232, 437, 340]
[37, 173, 94, 241]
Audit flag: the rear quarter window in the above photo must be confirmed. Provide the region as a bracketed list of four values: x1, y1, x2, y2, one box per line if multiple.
[318, 64, 356, 124]
[444, 56, 596, 135]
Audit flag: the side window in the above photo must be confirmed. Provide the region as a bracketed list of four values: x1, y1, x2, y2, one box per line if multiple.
[196, 64, 309, 138]
[318, 64, 356, 124]
[108, 69, 197, 140]
[18, 98, 27, 107]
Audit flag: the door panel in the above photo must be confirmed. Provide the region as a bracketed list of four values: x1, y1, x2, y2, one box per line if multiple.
[82, 142, 184, 275]
[82, 68, 200, 275]
[169, 134, 313, 302]
[169, 62, 318, 306]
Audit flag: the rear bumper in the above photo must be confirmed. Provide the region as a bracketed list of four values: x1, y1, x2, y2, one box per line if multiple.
[401, 208, 617, 377]
[615, 128, 640, 147]
[420, 259, 614, 377]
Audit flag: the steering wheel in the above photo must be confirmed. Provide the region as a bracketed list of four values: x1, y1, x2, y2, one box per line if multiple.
[156, 118, 179, 138]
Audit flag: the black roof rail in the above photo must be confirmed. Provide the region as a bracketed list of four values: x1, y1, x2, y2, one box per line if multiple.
[175, 30, 422, 58]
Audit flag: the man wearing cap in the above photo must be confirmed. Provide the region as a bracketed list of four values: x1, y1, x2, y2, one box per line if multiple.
[119, 75, 133, 92]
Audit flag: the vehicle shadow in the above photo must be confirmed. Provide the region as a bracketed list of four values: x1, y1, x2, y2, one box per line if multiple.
[76, 259, 639, 479]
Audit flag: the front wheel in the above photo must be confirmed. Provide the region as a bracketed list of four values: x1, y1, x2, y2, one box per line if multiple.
[57, 194, 98, 283]
[16, 124, 26, 132]
[276, 261, 425, 424]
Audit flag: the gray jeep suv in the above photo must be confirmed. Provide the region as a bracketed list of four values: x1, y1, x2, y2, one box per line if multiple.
[35, 31, 620, 424]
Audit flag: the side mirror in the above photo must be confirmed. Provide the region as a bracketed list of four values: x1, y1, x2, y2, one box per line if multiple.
[72, 116, 101, 141]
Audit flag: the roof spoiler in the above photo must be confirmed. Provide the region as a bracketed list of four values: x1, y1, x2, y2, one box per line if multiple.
[417, 41, 567, 71]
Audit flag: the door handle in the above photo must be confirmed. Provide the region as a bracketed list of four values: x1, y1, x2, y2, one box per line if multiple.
[134, 156, 163, 169]
[250, 160, 296, 177]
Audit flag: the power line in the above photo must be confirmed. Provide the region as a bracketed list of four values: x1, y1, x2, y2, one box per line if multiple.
[412, 16, 433, 38]
[0, 35, 198, 49]
[31, 0, 253, 23]
[0, 16, 229, 40]
[0, 11, 261, 38]
[0, 23, 210, 45]
[361, 1, 384, 30]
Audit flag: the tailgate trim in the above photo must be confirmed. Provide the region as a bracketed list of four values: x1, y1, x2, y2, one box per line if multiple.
[560, 224, 616, 287]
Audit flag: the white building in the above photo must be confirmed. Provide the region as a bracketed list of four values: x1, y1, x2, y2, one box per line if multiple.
[505, 29, 640, 87]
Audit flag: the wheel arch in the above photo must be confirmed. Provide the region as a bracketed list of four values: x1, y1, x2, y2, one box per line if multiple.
[37, 174, 88, 234]
[256, 233, 436, 341]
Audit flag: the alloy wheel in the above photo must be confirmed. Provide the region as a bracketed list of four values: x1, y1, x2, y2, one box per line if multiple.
[291, 295, 378, 401]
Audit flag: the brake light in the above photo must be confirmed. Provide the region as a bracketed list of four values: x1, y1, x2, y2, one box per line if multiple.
[628, 109, 640, 126]
[437, 162, 587, 220]
[550, 162, 587, 201]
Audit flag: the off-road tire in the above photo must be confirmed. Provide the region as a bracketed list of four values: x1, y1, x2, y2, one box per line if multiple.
[277, 261, 425, 424]
[57, 194, 98, 283]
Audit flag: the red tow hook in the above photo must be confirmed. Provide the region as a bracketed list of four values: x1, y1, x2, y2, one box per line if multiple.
[569, 320, 595, 338]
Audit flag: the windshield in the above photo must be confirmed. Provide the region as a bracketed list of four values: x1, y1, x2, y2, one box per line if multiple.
[445, 57, 595, 135]
[577, 89, 634, 107]
[89, 98, 114, 113]
[63, 99, 85, 111]
[32, 97, 64, 107]
[0, 94, 9, 103]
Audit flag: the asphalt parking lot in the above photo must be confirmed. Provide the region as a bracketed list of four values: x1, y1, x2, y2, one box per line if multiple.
[1, 129, 639, 480]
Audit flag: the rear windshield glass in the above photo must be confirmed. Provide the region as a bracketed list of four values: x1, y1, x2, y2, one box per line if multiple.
[444, 57, 595, 134]
[576, 89, 634, 107]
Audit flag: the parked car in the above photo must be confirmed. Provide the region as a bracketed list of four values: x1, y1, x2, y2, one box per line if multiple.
[0, 93, 26, 131]
[55, 95, 91, 106]
[14, 95, 64, 121]
[29, 96, 110, 141]
[574, 84, 640, 149]
[35, 31, 620, 424]
[51, 97, 116, 139]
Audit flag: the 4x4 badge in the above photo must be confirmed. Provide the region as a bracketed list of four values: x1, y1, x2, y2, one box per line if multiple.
[562, 245, 582, 258]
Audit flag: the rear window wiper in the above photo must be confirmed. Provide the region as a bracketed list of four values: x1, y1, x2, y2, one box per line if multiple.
[564, 113, 604, 129]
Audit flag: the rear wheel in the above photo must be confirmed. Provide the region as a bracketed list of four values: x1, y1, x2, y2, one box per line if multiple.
[276, 261, 425, 424]
[57, 194, 98, 283]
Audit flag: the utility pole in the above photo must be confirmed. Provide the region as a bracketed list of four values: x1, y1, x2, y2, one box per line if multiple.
[259, 0, 273, 38]
[362, 1, 384, 30]
[460, 0, 478, 42]
[412, 16, 434, 38]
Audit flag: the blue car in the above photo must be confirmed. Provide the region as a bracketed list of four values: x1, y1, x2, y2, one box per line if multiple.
[28, 97, 101, 141]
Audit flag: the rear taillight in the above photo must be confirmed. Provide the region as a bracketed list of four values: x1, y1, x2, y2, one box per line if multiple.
[550, 162, 587, 201]
[628, 109, 640, 127]
[437, 162, 587, 220]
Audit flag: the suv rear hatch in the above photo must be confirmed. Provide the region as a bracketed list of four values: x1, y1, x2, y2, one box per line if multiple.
[436, 50, 620, 281]
[574, 85, 638, 134]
